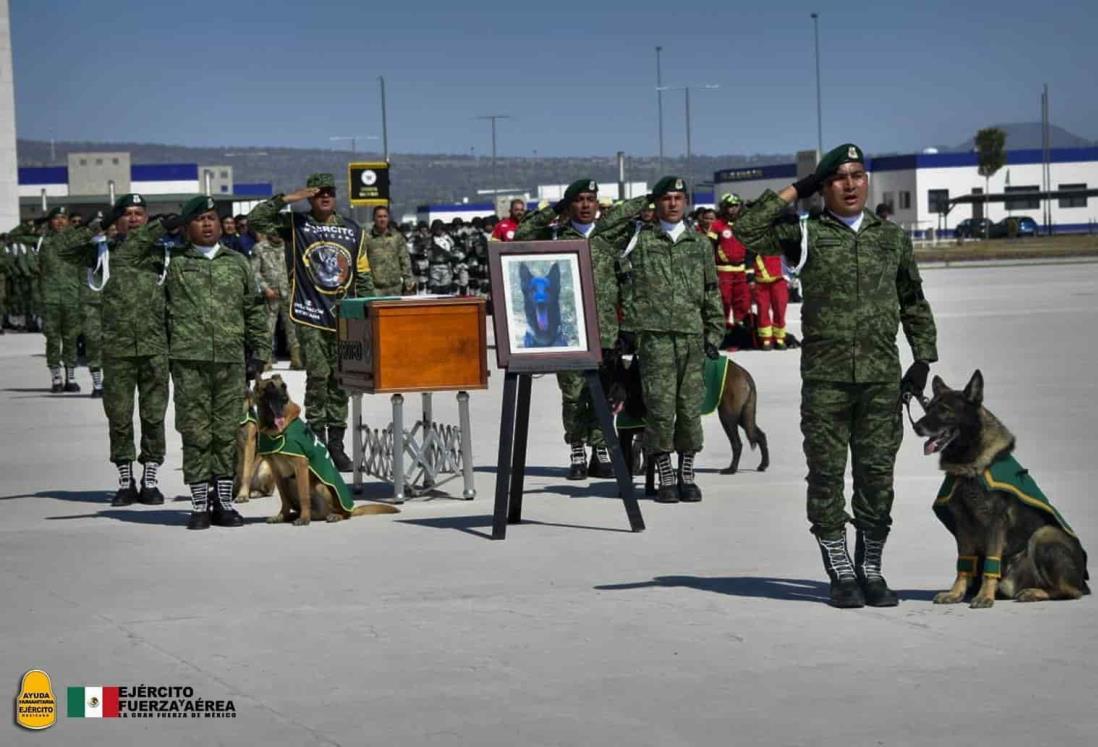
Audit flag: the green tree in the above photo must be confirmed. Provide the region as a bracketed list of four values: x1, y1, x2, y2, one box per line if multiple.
[974, 127, 1007, 238]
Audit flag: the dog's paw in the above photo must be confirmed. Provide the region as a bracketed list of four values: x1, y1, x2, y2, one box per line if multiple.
[266, 514, 285, 524]
[969, 595, 995, 609]
[292, 517, 311, 526]
[933, 591, 965, 604]
[1014, 588, 1050, 603]
[234, 495, 249, 504]
[326, 514, 343, 523]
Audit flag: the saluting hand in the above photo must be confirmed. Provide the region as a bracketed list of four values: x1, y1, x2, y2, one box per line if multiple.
[283, 187, 321, 203]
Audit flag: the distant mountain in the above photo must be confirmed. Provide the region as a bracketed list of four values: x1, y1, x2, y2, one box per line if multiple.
[16, 140, 792, 219]
[946, 122, 1094, 153]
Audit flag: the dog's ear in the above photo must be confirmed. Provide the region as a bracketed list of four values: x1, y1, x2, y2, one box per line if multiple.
[548, 262, 561, 288]
[931, 375, 948, 397]
[963, 369, 983, 406]
[519, 263, 532, 288]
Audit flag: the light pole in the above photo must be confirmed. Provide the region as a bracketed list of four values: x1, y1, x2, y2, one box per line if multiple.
[656, 45, 664, 174]
[657, 84, 719, 202]
[811, 12, 823, 156]
[476, 114, 511, 202]
[378, 75, 389, 162]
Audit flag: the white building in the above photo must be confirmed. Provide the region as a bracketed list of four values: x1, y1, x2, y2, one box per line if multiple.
[714, 147, 1098, 237]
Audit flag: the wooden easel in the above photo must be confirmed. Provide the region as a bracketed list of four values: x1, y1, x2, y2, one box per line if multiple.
[491, 368, 645, 540]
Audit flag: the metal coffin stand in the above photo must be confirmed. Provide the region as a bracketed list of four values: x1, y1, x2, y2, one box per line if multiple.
[338, 297, 489, 504]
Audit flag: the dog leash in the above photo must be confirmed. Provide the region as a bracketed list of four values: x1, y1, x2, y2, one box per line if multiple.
[902, 391, 930, 430]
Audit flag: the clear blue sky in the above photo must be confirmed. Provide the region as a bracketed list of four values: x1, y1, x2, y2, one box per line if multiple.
[11, 0, 1097, 158]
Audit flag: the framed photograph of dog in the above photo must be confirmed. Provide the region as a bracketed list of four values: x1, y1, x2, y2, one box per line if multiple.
[487, 240, 601, 372]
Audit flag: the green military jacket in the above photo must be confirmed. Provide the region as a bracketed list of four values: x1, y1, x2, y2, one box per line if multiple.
[164, 243, 269, 363]
[250, 239, 291, 296]
[248, 195, 375, 298]
[24, 226, 88, 307]
[592, 196, 725, 348]
[516, 204, 624, 349]
[55, 222, 169, 358]
[363, 227, 412, 295]
[734, 190, 938, 383]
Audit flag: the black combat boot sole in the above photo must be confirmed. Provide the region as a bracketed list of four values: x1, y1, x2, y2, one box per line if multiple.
[861, 580, 899, 607]
[64, 383, 81, 393]
[51, 383, 63, 393]
[138, 486, 165, 505]
[212, 509, 244, 527]
[566, 464, 588, 481]
[112, 486, 138, 507]
[829, 580, 866, 609]
[655, 486, 679, 503]
[678, 483, 702, 502]
[187, 512, 211, 530]
[587, 456, 614, 479]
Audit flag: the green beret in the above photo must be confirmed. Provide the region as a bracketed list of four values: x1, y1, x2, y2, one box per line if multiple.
[815, 143, 865, 180]
[45, 205, 68, 220]
[180, 195, 218, 224]
[306, 173, 336, 189]
[563, 179, 598, 202]
[651, 176, 688, 198]
[114, 193, 146, 211]
[720, 192, 743, 206]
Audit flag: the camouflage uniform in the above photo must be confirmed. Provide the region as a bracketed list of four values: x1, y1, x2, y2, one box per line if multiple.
[593, 196, 725, 455]
[80, 267, 103, 373]
[250, 237, 300, 358]
[56, 222, 171, 466]
[165, 242, 268, 484]
[248, 195, 373, 431]
[14, 223, 87, 374]
[734, 190, 938, 540]
[363, 226, 412, 296]
[515, 206, 606, 449]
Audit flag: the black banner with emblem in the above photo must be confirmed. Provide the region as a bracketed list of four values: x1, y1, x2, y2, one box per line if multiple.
[288, 214, 362, 331]
[348, 162, 391, 207]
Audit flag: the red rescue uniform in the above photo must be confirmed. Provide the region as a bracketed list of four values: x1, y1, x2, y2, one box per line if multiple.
[491, 218, 520, 242]
[753, 253, 788, 349]
[708, 218, 752, 327]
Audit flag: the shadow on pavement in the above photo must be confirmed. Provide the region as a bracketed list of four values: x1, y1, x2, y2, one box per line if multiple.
[595, 575, 939, 604]
[474, 465, 570, 479]
[397, 514, 634, 540]
[0, 489, 113, 503]
[46, 508, 271, 527]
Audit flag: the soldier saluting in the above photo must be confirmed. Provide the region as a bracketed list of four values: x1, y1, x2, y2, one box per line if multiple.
[734, 144, 938, 608]
[249, 173, 376, 471]
[594, 177, 725, 502]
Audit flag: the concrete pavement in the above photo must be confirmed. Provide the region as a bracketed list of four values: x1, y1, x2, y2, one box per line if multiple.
[3, 262, 1097, 746]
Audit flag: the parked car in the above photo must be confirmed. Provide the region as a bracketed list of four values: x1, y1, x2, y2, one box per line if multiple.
[989, 216, 1039, 238]
[955, 218, 993, 238]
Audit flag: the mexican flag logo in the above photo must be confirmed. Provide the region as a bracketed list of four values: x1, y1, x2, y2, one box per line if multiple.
[67, 685, 120, 718]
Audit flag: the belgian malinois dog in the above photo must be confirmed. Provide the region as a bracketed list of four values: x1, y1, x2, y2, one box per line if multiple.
[603, 354, 769, 494]
[913, 370, 1088, 608]
[254, 375, 399, 526]
[235, 385, 275, 503]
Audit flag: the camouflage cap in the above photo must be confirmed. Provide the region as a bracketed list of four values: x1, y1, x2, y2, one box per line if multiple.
[180, 195, 218, 223]
[45, 205, 68, 220]
[306, 173, 336, 189]
[651, 176, 688, 197]
[815, 143, 865, 180]
[720, 192, 743, 206]
[114, 193, 146, 211]
[563, 178, 598, 203]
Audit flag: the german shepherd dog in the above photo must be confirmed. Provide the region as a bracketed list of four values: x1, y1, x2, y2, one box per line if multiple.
[520, 263, 567, 347]
[234, 385, 275, 503]
[254, 375, 399, 525]
[603, 354, 769, 494]
[913, 370, 1089, 607]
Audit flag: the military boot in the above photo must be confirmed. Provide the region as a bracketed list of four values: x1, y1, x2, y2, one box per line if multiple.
[566, 443, 588, 480]
[654, 452, 679, 503]
[677, 452, 702, 502]
[211, 478, 244, 527]
[63, 367, 80, 393]
[855, 531, 899, 607]
[187, 482, 211, 530]
[817, 533, 865, 608]
[112, 462, 137, 507]
[138, 462, 164, 505]
[289, 344, 304, 370]
[49, 367, 63, 393]
[327, 426, 354, 472]
[588, 445, 614, 479]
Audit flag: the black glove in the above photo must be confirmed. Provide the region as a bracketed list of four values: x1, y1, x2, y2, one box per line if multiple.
[792, 173, 822, 199]
[900, 361, 930, 400]
[704, 342, 720, 360]
[617, 330, 637, 356]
